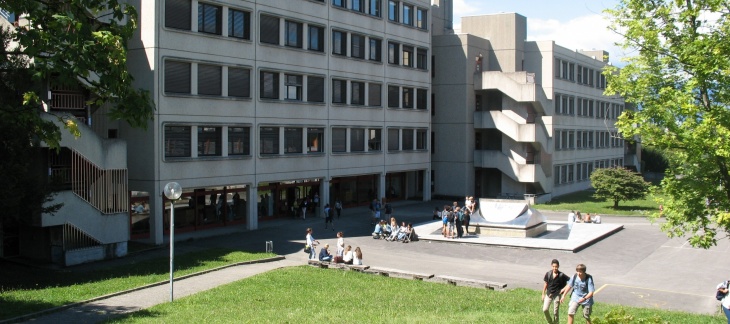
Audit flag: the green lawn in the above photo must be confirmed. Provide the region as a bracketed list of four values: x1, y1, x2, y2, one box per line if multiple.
[535, 189, 662, 216]
[109, 266, 723, 323]
[0, 249, 277, 320]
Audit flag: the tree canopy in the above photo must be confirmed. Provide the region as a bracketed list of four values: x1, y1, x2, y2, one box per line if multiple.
[590, 167, 650, 209]
[605, 0, 730, 248]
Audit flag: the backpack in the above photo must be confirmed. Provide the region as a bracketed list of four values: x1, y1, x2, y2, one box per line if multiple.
[570, 273, 593, 297]
[717, 281, 729, 301]
[447, 211, 455, 222]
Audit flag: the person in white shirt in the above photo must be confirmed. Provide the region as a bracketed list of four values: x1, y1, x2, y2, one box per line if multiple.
[568, 210, 576, 230]
[353, 247, 363, 265]
[718, 279, 730, 322]
[342, 245, 353, 264]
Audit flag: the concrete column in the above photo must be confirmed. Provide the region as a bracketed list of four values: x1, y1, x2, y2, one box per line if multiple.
[379, 173, 386, 203]
[423, 168, 432, 201]
[151, 183, 164, 245]
[322, 178, 330, 214]
[247, 186, 258, 230]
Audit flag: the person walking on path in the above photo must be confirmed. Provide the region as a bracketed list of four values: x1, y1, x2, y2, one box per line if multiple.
[561, 263, 595, 324]
[305, 228, 319, 260]
[335, 198, 343, 219]
[717, 279, 730, 323]
[324, 204, 334, 230]
[542, 259, 570, 324]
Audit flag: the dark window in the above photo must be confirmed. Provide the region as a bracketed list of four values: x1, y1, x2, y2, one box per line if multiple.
[285, 127, 303, 153]
[165, 126, 191, 157]
[402, 87, 413, 108]
[165, 0, 191, 30]
[387, 85, 399, 108]
[197, 64, 221, 96]
[228, 127, 250, 155]
[260, 14, 279, 45]
[416, 129, 427, 150]
[402, 129, 413, 150]
[198, 126, 222, 156]
[228, 9, 250, 39]
[308, 25, 325, 52]
[416, 89, 427, 110]
[198, 3, 221, 35]
[285, 20, 303, 48]
[228, 67, 251, 98]
[332, 128, 347, 152]
[351, 81, 365, 105]
[351, 34, 365, 59]
[307, 128, 324, 153]
[332, 30, 347, 55]
[388, 42, 399, 64]
[388, 1, 398, 22]
[416, 8, 427, 29]
[332, 79, 347, 104]
[416, 48, 427, 69]
[260, 71, 279, 99]
[285, 74, 303, 100]
[351, 128, 365, 152]
[260, 127, 279, 155]
[388, 128, 399, 151]
[307, 76, 325, 102]
[369, 38, 382, 62]
[164, 61, 191, 94]
[368, 129, 382, 151]
[368, 83, 381, 106]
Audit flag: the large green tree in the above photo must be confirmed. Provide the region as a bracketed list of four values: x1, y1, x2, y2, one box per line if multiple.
[590, 167, 650, 209]
[605, 0, 730, 248]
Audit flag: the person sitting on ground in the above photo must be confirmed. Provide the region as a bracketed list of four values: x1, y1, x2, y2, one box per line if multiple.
[575, 211, 582, 223]
[353, 247, 363, 265]
[396, 221, 409, 241]
[342, 245, 353, 264]
[372, 221, 384, 238]
[592, 214, 601, 224]
[319, 244, 333, 262]
[387, 220, 401, 241]
[583, 213, 592, 223]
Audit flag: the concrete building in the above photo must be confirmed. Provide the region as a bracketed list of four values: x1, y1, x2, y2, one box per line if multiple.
[430, 4, 636, 203]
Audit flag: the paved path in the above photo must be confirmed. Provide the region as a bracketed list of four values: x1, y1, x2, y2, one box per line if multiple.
[10, 200, 728, 322]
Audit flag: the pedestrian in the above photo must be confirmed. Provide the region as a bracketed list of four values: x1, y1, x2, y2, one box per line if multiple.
[335, 198, 343, 219]
[384, 200, 393, 219]
[542, 259, 570, 324]
[336, 231, 345, 257]
[305, 228, 319, 260]
[568, 210, 576, 230]
[324, 204, 334, 230]
[717, 278, 730, 323]
[433, 206, 441, 220]
[301, 198, 309, 220]
[561, 263, 595, 324]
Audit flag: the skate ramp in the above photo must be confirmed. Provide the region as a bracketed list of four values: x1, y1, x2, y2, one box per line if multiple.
[472, 198, 546, 228]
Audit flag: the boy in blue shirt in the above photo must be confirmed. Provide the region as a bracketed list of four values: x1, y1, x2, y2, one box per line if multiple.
[560, 263, 595, 324]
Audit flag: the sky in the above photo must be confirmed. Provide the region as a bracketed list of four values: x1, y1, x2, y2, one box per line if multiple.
[452, 0, 630, 64]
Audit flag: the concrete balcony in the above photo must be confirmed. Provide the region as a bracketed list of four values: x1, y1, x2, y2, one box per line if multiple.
[474, 71, 552, 115]
[475, 110, 553, 154]
[474, 149, 551, 192]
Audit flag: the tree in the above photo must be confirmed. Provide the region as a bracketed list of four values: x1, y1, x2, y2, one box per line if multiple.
[590, 167, 650, 209]
[605, 0, 730, 248]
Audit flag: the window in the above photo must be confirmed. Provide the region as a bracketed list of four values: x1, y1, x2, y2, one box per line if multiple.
[402, 4, 413, 26]
[307, 76, 325, 102]
[402, 45, 413, 67]
[308, 128, 324, 153]
[228, 9, 250, 40]
[351, 128, 365, 152]
[197, 64, 221, 96]
[228, 67, 251, 98]
[402, 87, 413, 108]
[166, 0, 191, 30]
[198, 127, 221, 156]
[416, 8, 427, 29]
[402, 129, 414, 150]
[388, 1, 399, 22]
[388, 85, 399, 108]
[416, 129, 427, 150]
[368, 83, 381, 107]
[332, 79, 347, 104]
[388, 128, 399, 151]
[369, 0, 381, 17]
[228, 127, 250, 155]
[416, 48, 427, 69]
[416, 89, 427, 110]
[332, 128, 347, 152]
[198, 3, 221, 35]
[388, 42, 400, 64]
[369, 38, 382, 62]
[165, 126, 191, 157]
[308, 25, 325, 52]
[368, 129, 382, 151]
[333, 0, 345, 7]
[285, 127, 303, 153]
[332, 30, 347, 55]
[260, 71, 279, 99]
[285, 74, 303, 100]
[285, 20, 303, 48]
[165, 61, 190, 94]
[351, 81, 365, 105]
[352, 0, 365, 13]
[260, 127, 279, 155]
[260, 14, 279, 45]
[351, 34, 365, 59]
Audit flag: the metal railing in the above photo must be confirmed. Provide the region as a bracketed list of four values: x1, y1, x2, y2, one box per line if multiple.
[51, 92, 86, 110]
[71, 149, 129, 214]
[62, 222, 102, 251]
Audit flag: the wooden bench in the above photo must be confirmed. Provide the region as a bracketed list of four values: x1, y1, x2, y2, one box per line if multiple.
[365, 267, 434, 280]
[435, 275, 507, 290]
[307, 260, 369, 271]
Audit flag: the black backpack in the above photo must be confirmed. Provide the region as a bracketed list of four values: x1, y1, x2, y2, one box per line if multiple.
[447, 211, 455, 222]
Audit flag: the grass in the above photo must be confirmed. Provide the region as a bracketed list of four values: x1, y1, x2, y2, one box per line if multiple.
[109, 266, 724, 323]
[535, 189, 662, 216]
[0, 248, 277, 321]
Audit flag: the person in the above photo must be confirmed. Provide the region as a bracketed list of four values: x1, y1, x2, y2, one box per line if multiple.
[447, 205, 456, 239]
[542, 259, 570, 324]
[305, 228, 319, 260]
[442, 206, 450, 237]
[387, 218, 400, 241]
[312, 193, 319, 213]
[300, 198, 309, 220]
[384, 200, 393, 219]
[342, 245, 353, 264]
[318, 244, 333, 262]
[575, 211, 582, 223]
[717, 279, 730, 322]
[568, 210, 576, 230]
[336, 231, 345, 257]
[464, 196, 475, 234]
[372, 221, 384, 238]
[454, 206, 464, 238]
[592, 214, 601, 224]
[324, 204, 334, 230]
[583, 213, 592, 223]
[433, 206, 441, 220]
[396, 221, 409, 241]
[353, 247, 363, 265]
[335, 198, 343, 219]
[369, 199, 381, 225]
[561, 263, 595, 324]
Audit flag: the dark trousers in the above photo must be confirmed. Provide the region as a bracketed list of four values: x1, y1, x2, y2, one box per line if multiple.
[455, 219, 464, 238]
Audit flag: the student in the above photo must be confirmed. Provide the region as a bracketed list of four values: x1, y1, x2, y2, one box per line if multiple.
[568, 210, 576, 230]
[305, 228, 319, 260]
[542, 259, 570, 324]
[318, 244, 333, 262]
[561, 264, 595, 324]
[353, 247, 363, 265]
[336, 231, 345, 257]
[342, 245, 353, 264]
[324, 204, 334, 230]
[335, 198, 343, 219]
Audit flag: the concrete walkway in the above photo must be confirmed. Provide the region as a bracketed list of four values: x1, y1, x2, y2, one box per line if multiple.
[8, 199, 729, 322]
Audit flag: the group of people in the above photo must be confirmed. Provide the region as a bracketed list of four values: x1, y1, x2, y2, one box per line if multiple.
[372, 217, 417, 242]
[542, 259, 596, 324]
[305, 228, 362, 265]
[369, 198, 394, 226]
[567, 210, 601, 229]
[435, 197, 476, 239]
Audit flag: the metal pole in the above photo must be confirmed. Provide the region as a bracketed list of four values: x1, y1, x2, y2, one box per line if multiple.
[169, 199, 175, 302]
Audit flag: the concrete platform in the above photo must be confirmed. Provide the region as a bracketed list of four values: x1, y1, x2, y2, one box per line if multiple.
[413, 221, 623, 252]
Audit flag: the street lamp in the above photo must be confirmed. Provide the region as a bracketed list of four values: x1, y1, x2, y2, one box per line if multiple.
[163, 182, 182, 302]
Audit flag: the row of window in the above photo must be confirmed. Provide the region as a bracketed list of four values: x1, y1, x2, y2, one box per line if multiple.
[164, 60, 428, 109]
[554, 93, 624, 119]
[554, 58, 607, 89]
[553, 159, 624, 186]
[554, 130, 625, 151]
[164, 125, 428, 158]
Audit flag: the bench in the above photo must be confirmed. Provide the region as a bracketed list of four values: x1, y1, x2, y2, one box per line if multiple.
[307, 260, 369, 271]
[365, 267, 434, 280]
[435, 275, 507, 290]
